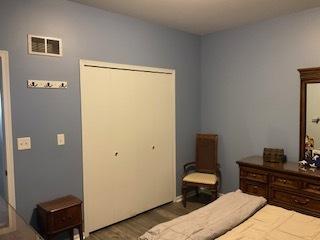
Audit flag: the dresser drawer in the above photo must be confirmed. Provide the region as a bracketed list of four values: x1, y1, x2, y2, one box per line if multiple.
[48, 205, 82, 233]
[270, 174, 300, 190]
[270, 189, 320, 212]
[302, 180, 320, 195]
[240, 179, 267, 198]
[240, 167, 268, 183]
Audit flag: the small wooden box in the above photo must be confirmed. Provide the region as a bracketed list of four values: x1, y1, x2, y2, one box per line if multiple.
[263, 148, 285, 163]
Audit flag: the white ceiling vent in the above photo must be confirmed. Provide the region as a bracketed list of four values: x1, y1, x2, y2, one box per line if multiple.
[28, 35, 63, 57]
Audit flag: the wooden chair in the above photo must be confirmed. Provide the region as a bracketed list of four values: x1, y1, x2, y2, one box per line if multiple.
[182, 134, 220, 207]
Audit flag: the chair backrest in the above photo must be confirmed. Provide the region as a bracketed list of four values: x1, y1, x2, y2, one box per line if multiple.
[196, 134, 218, 174]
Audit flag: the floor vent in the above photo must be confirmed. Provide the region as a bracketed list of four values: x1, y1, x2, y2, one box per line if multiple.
[28, 35, 62, 57]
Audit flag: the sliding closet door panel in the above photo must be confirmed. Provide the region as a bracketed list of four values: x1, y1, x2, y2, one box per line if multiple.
[131, 71, 174, 211]
[152, 73, 174, 204]
[133, 72, 159, 212]
[108, 69, 140, 222]
[82, 67, 139, 231]
[82, 67, 116, 232]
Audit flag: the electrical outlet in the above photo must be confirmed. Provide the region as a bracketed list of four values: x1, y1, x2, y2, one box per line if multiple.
[17, 137, 31, 150]
[57, 134, 65, 145]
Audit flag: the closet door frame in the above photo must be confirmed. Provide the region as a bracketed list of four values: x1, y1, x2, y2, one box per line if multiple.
[0, 51, 16, 235]
[79, 59, 176, 236]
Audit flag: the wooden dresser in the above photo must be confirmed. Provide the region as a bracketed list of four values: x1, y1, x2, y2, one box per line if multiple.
[238, 156, 320, 217]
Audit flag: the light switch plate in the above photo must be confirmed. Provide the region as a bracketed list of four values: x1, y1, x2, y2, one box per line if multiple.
[17, 137, 31, 150]
[57, 133, 65, 145]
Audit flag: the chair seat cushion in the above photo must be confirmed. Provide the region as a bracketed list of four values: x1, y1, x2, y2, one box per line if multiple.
[183, 172, 217, 185]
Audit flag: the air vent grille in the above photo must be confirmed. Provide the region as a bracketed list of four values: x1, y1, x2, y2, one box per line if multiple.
[31, 37, 45, 53]
[47, 39, 60, 55]
[28, 35, 62, 57]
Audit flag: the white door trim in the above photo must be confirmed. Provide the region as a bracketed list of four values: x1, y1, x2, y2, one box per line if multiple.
[80, 59, 176, 236]
[0, 51, 15, 208]
[0, 51, 16, 235]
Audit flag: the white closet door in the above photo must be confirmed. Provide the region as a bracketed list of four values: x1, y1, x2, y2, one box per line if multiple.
[82, 67, 114, 232]
[82, 67, 138, 232]
[108, 69, 141, 223]
[152, 73, 174, 205]
[81, 61, 175, 235]
[133, 71, 161, 212]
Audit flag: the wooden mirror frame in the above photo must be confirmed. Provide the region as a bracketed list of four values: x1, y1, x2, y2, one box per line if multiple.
[299, 67, 320, 161]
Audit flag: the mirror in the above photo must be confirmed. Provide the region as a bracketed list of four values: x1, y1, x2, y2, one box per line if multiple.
[299, 67, 320, 161]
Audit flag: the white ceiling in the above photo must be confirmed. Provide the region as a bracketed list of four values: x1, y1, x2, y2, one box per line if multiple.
[71, 0, 320, 35]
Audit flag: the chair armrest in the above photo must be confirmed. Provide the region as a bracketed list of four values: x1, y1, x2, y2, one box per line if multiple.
[183, 161, 196, 175]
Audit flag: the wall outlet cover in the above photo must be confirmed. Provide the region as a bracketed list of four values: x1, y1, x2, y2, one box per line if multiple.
[17, 137, 31, 150]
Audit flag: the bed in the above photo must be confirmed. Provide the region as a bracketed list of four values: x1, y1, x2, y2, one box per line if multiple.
[217, 204, 320, 240]
[140, 190, 320, 240]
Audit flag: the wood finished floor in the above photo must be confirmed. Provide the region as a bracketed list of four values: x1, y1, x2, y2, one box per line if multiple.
[87, 194, 210, 240]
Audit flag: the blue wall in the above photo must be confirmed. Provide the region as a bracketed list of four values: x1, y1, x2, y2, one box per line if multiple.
[0, 0, 201, 224]
[201, 7, 320, 192]
[3, 0, 320, 228]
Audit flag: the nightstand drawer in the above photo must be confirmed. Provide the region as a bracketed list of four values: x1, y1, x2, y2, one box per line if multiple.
[49, 205, 82, 233]
[240, 179, 267, 198]
[270, 174, 300, 190]
[240, 167, 267, 183]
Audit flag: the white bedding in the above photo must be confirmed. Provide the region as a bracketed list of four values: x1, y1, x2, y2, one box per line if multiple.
[139, 190, 266, 240]
[218, 204, 320, 240]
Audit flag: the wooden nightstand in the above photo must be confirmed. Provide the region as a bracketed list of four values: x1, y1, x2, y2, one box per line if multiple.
[37, 195, 83, 240]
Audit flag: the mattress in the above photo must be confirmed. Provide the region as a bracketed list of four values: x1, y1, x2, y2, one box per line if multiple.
[218, 204, 320, 240]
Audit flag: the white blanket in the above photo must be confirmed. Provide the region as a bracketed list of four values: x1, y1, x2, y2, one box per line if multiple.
[218, 204, 320, 240]
[139, 190, 267, 240]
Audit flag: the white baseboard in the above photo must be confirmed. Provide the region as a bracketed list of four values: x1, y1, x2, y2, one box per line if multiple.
[175, 195, 183, 202]
[74, 233, 80, 240]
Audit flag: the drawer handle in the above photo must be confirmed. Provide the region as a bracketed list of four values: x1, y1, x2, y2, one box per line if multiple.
[310, 185, 320, 191]
[293, 197, 309, 205]
[252, 186, 259, 193]
[249, 173, 258, 178]
[279, 179, 287, 184]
